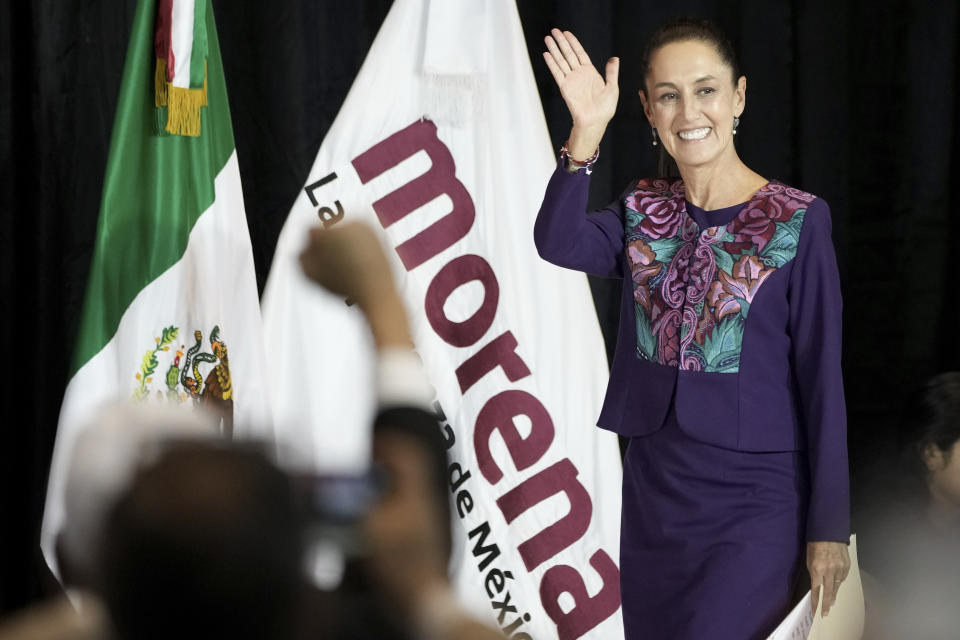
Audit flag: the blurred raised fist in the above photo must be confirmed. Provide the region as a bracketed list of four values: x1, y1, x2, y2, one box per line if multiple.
[299, 222, 395, 310]
[300, 222, 412, 350]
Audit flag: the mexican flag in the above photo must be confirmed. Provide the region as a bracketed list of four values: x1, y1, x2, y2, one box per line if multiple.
[41, 0, 271, 574]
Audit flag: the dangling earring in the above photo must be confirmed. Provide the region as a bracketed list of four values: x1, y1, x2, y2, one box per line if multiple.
[733, 116, 740, 135]
[651, 127, 659, 146]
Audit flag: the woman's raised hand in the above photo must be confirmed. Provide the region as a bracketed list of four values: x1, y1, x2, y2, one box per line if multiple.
[543, 29, 619, 158]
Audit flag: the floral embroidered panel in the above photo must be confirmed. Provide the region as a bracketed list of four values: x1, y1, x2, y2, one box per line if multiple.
[623, 179, 815, 373]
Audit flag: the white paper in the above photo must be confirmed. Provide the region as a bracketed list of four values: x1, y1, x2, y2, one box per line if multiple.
[767, 534, 864, 640]
[768, 592, 814, 640]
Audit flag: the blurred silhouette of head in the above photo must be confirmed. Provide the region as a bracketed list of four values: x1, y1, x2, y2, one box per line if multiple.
[99, 443, 304, 640]
[55, 402, 219, 591]
[912, 373, 960, 515]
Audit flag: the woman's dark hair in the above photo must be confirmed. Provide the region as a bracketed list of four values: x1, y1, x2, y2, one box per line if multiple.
[640, 18, 742, 177]
[900, 372, 960, 494]
[913, 372, 960, 463]
[640, 17, 742, 94]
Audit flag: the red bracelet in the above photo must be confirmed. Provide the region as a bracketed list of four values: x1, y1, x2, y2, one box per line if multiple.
[560, 140, 599, 174]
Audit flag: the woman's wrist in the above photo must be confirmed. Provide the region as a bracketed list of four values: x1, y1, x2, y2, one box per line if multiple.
[567, 123, 605, 161]
[561, 139, 599, 174]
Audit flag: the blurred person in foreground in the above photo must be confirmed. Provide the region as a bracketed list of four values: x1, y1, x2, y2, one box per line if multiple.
[1, 220, 503, 640]
[860, 372, 960, 639]
[91, 222, 501, 640]
[57, 221, 500, 640]
[299, 221, 503, 640]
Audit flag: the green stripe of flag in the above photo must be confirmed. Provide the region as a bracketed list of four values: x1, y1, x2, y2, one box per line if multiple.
[189, 0, 208, 88]
[71, 0, 233, 375]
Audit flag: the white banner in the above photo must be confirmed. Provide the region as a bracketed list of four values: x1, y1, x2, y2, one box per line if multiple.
[262, 1, 623, 637]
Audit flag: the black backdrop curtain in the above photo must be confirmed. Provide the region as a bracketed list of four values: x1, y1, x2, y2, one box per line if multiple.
[2, 0, 958, 614]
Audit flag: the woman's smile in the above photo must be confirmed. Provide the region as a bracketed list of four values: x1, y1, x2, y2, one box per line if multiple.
[677, 126, 712, 141]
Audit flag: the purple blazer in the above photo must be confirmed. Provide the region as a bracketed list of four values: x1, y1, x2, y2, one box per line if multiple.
[534, 160, 850, 542]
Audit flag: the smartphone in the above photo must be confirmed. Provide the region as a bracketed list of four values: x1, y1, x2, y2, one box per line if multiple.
[292, 468, 387, 557]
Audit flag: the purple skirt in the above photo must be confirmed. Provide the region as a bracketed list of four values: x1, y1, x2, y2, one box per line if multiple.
[620, 408, 808, 639]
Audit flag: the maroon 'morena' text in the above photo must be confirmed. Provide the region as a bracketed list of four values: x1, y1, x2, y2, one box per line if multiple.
[353, 119, 620, 640]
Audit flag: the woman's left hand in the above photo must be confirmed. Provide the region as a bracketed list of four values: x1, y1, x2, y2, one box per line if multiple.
[807, 540, 851, 617]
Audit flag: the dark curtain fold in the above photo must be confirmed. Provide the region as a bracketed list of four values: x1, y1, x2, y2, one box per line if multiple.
[2, 0, 957, 615]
